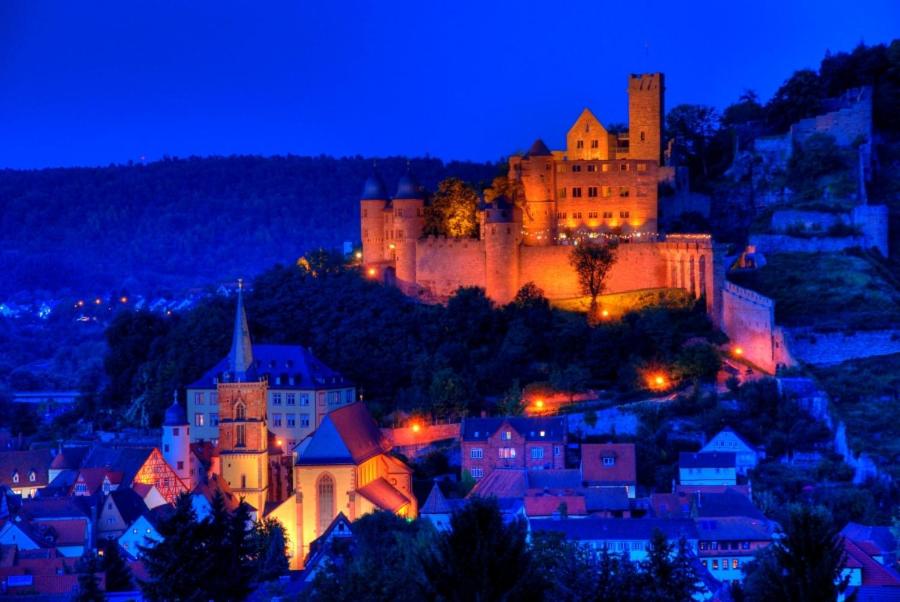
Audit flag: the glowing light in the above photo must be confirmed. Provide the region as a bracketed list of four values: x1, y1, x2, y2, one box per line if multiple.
[389, 243, 396, 250]
[647, 372, 670, 391]
[367, 267, 377, 277]
[277, 439, 283, 447]
[733, 347, 744, 356]
[77, 300, 84, 307]
[601, 309, 609, 317]
[535, 399, 544, 409]
[655, 376, 665, 386]
[94, 298, 102, 305]
[355, 251, 362, 259]
[120, 296, 128, 303]
[411, 423, 421, 433]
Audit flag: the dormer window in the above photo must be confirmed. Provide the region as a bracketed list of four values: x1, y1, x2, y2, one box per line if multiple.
[602, 456, 616, 466]
[12, 471, 19, 483]
[28, 471, 36, 482]
[501, 431, 512, 441]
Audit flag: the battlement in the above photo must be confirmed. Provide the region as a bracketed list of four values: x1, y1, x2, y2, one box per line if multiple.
[419, 236, 483, 249]
[629, 72, 664, 90]
[723, 281, 774, 309]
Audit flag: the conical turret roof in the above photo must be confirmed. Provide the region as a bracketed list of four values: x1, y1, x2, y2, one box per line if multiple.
[524, 138, 552, 158]
[361, 174, 388, 200]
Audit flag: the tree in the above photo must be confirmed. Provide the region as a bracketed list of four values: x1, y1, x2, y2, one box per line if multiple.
[529, 531, 600, 602]
[101, 542, 134, 592]
[74, 552, 104, 602]
[424, 177, 479, 238]
[569, 242, 617, 315]
[423, 497, 543, 601]
[139, 494, 208, 602]
[250, 517, 290, 583]
[429, 368, 470, 421]
[666, 104, 720, 179]
[550, 364, 590, 404]
[673, 340, 721, 382]
[721, 90, 766, 126]
[639, 531, 701, 602]
[765, 69, 825, 133]
[742, 505, 851, 602]
[297, 248, 346, 277]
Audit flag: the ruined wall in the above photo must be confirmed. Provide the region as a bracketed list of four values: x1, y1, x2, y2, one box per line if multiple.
[852, 204, 889, 257]
[721, 281, 791, 373]
[784, 328, 900, 366]
[414, 237, 486, 301]
[791, 87, 872, 147]
[750, 233, 867, 254]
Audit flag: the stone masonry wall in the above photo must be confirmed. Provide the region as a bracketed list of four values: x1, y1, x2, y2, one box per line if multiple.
[721, 281, 788, 373]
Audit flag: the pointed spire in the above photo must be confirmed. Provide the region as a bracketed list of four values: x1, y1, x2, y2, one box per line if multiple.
[228, 279, 254, 381]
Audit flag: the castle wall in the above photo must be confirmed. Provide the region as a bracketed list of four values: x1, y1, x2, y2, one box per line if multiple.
[415, 237, 486, 300]
[791, 87, 872, 148]
[721, 281, 789, 373]
[628, 73, 664, 163]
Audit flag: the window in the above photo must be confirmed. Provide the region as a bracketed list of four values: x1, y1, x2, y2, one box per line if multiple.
[300, 393, 310, 406]
[12, 471, 18, 484]
[344, 390, 354, 403]
[573, 212, 582, 219]
[210, 413, 219, 426]
[741, 542, 750, 550]
[531, 447, 544, 459]
[591, 139, 599, 149]
[470, 448, 484, 459]
[640, 131, 645, 141]
[236, 424, 245, 447]
[273, 413, 282, 427]
[699, 542, 709, 551]
[287, 414, 296, 428]
[210, 392, 217, 405]
[272, 393, 282, 406]
[28, 471, 35, 482]
[620, 163, 628, 171]
[286, 393, 296, 406]
[602, 163, 610, 172]
[501, 431, 512, 441]
[558, 188, 567, 199]
[328, 391, 340, 405]
[241, 474, 247, 489]
[471, 468, 484, 479]
[712, 559, 719, 570]
[300, 414, 310, 428]
[701, 559, 708, 568]
[602, 186, 612, 198]
[588, 211, 598, 219]
[603, 211, 613, 219]
[572, 187, 583, 198]
[173, 427, 180, 436]
[588, 186, 598, 198]
[618, 187, 630, 197]
[572, 164, 582, 172]
[554, 446, 561, 456]
[164, 444, 170, 453]
[587, 164, 596, 172]
[317, 475, 335, 535]
[620, 211, 630, 219]
[194, 413, 205, 427]
[557, 212, 567, 219]
[637, 163, 647, 172]
[177, 461, 184, 470]
[194, 392, 204, 405]
[732, 559, 739, 569]
[499, 447, 516, 459]
[235, 403, 246, 420]
[576, 140, 584, 149]
[602, 456, 615, 466]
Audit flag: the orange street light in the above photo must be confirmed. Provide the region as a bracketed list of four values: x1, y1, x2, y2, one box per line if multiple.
[733, 347, 744, 357]
[355, 251, 362, 259]
[367, 267, 377, 277]
[411, 422, 421, 433]
[535, 399, 545, 410]
[601, 309, 610, 318]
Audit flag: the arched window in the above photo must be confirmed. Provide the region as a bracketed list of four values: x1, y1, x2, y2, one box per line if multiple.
[236, 424, 246, 447]
[317, 474, 335, 535]
[11, 471, 19, 484]
[235, 403, 246, 421]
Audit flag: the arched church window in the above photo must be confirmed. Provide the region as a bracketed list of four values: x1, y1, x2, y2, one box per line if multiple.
[236, 424, 246, 448]
[235, 403, 246, 421]
[317, 474, 335, 535]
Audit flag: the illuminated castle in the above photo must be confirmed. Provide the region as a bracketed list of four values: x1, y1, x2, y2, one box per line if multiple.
[361, 73, 722, 319]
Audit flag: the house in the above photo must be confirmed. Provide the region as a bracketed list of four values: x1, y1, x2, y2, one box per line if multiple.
[97, 488, 150, 541]
[10, 497, 92, 557]
[186, 343, 355, 448]
[420, 483, 464, 532]
[118, 505, 174, 559]
[47, 446, 90, 489]
[529, 517, 699, 562]
[841, 522, 898, 567]
[0, 449, 53, 498]
[190, 473, 243, 521]
[80, 445, 188, 504]
[460, 416, 566, 481]
[580, 443, 637, 497]
[651, 488, 764, 520]
[267, 402, 417, 569]
[700, 428, 759, 475]
[695, 517, 778, 584]
[132, 483, 168, 510]
[300, 513, 355, 584]
[678, 452, 737, 487]
[0, 546, 88, 597]
[840, 537, 900, 601]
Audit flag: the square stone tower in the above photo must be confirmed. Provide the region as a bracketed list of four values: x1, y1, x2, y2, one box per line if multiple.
[628, 73, 664, 164]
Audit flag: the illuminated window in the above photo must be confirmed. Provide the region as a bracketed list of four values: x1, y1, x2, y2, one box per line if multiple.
[531, 447, 544, 459]
[194, 413, 205, 427]
[470, 448, 483, 459]
[554, 446, 561, 456]
[501, 431, 512, 441]
[602, 163, 610, 172]
[29, 471, 35, 482]
[699, 542, 708, 551]
[637, 163, 647, 172]
[498, 447, 516, 459]
[300, 394, 310, 406]
[712, 559, 719, 570]
[732, 559, 739, 569]
[317, 474, 335, 535]
[572, 187, 583, 198]
[602, 186, 612, 198]
[471, 468, 484, 479]
[12, 472, 18, 484]
[602, 456, 615, 466]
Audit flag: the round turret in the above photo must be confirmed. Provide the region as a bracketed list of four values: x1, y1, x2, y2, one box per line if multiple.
[361, 175, 388, 200]
[395, 174, 422, 200]
[361, 174, 389, 265]
[162, 392, 192, 490]
[518, 139, 557, 245]
[391, 173, 425, 293]
[163, 399, 188, 427]
[483, 196, 522, 305]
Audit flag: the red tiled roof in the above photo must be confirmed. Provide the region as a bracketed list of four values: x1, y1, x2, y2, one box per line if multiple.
[356, 477, 411, 513]
[844, 538, 900, 586]
[328, 403, 391, 463]
[468, 469, 528, 500]
[581, 443, 636, 485]
[0, 450, 52, 488]
[71, 467, 123, 494]
[37, 519, 89, 547]
[524, 494, 586, 517]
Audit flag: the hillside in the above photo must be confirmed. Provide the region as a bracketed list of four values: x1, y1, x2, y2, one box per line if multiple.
[0, 155, 497, 297]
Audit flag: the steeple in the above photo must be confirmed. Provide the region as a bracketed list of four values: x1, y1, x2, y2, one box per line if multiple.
[228, 279, 254, 381]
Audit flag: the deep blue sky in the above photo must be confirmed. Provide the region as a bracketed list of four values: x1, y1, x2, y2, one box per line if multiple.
[1, 0, 897, 169]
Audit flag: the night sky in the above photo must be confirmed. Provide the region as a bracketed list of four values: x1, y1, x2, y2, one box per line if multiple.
[1, 0, 896, 169]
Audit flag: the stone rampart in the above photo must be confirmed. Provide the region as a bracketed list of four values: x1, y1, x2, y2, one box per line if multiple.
[749, 233, 866, 254]
[415, 237, 486, 300]
[784, 328, 900, 366]
[721, 281, 790, 373]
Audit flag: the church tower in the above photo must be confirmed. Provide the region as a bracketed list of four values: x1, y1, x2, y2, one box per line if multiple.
[162, 393, 192, 490]
[217, 280, 269, 513]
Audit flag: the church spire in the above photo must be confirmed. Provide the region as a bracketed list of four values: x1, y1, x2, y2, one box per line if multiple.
[228, 278, 254, 381]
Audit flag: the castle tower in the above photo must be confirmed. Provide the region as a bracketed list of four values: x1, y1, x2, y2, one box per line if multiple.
[391, 174, 425, 293]
[628, 73, 665, 164]
[162, 393, 192, 490]
[217, 281, 269, 513]
[483, 196, 522, 305]
[517, 139, 557, 246]
[360, 174, 388, 265]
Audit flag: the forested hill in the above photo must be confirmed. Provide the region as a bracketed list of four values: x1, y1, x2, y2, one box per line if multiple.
[0, 155, 497, 297]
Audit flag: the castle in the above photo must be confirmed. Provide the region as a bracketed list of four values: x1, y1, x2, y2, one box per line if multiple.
[361, 73, 723, 317]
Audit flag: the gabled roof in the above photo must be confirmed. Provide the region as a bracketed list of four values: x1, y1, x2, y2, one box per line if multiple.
[107, 488, 148, 525]
[567, 108, 606, 137]
[525, 494, 586, 517]
[530, 517, 699, 542]
[356, 477, 411, 513]
[188, 344, 349, 390]
[19, 497, 90, 520]
[80, 446, 154, 487]
[49, 447, 89, 471]
[702, 427, 756, 453]
[0, 450, 52, 488]
[694, 517, 777, 541]
[71, 467, 123, 495]
[468, 469, 527, 500]
[191, 473, 241, 513]
[841, 522, 897, 555]
[843, 538, 900, 586]
[527, 469, 581, 491]
[583, 487, 631, 512]
[297, 403, 388, 465]
[462, 416, 566, 442]
[421, 483, 459, 515]
[581, 443, 636, 486]
[679, 452, 736, 469]
[524, 139, 552, 158]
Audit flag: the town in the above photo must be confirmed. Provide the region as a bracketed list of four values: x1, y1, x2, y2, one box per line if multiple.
[1, 7, 899, 602]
